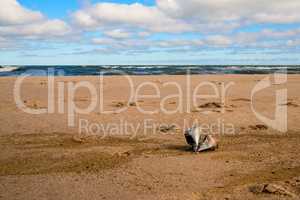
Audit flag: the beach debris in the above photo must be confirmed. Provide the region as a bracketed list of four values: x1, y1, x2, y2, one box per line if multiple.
[280, 102, 299, 107]
[158, 124, 177, 133]
[248, 184, 265, 194]
[249, 124, 268, 130]
[122, 151, 131, 157]
[129, 102, 136, 106]
[239, 127, 246, 131]
[112, 102, 125, 108]
[198, 102, 222, 109]
[155, 80, 163, 84]
[40, 81, 47, 86]
[191, 102, 223, 113]
[210, 81, 222, 85]
[24, 100, 46, 109]
[114, 151, 131, 157]
[72, 135, 85, 143]
[184, 127, 218, 152]
[249, 183, 296, 197]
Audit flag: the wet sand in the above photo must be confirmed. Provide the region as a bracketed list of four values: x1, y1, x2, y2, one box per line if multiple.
[0, 75, 300, 199]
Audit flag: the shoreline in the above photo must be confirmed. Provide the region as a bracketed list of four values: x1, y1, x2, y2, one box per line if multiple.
[1, 65, 300, 77]
[1, 73, 300, 77]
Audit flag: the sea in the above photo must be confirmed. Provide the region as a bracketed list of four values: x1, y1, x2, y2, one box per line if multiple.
[0, 65, 300, 76]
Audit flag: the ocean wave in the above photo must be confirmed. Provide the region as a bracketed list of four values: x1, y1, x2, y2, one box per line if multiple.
[100, 65, 118, 69]
[119, 66, 168, 69]
[227, 66, 294, 70]
[0, 65, 300, 76]
[0, 66, 19, 72]
[226, 66, 241, 70]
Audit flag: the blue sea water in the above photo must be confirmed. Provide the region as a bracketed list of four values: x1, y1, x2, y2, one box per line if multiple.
[0, 65, 299, 76]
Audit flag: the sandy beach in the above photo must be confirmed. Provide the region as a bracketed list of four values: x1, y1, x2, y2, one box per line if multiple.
[1, 75, 300, 199]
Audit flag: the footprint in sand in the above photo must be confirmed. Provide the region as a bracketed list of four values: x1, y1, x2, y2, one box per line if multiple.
[24, 100, 46, 109]
[129, 102, 136, 106]
[73, 97, 90, 102]
[158, 124, 177, 133]
[232, 98, 251, 102]
[191, 102, 222, 113]
[112, 102, 126, 108]
[249, 124, 268, 130]
[40, 81, 47, 86]
[111, 101, 137, 108]
[280, 102, 299, 107]
[210, 81, 222, 85]
[192, 102, 236, 113]
[198, 102, 222, 109]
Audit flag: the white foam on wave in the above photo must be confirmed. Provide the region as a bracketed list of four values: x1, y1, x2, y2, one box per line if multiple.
[120, 66, 167, 69]
[0, 66, 19, 72]
[226, 66, 240, 70]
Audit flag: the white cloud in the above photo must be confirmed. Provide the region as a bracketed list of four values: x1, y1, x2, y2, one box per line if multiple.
[205, 35, 233, 47]
[0, 0, 71, 40]
[156, 39, 203, 48]
[0, 0, 43, 25]
[92, 37, 152, 51]
[89, 26, 300, 55]
[72, 2, 192, 33]
[0, 20, 70, 37]
[92, 38, 115, 45]
[72, 0, 300, 36]
[0, 36, 11, 48]
[157, 0, 300, 24]
[1, 0, 300, 57]
[103, 29, 131, 39]
[90, 36, 234, 54]
[261, 28, 300, 38]
[137, 32, 151, 37]
[287, 39, 300, 47]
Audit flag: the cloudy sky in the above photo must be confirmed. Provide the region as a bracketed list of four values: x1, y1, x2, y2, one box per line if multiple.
[0, 0, 300, 65]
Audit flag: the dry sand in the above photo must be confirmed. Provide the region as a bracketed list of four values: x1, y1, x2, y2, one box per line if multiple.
[0, 75, 300, 200]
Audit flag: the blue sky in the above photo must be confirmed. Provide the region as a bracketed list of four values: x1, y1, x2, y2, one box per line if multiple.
[0, 0, 300, 65]
[18, 0, 155, 18]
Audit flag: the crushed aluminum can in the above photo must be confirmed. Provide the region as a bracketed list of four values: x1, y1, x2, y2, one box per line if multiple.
[184, 127, 218, 152]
